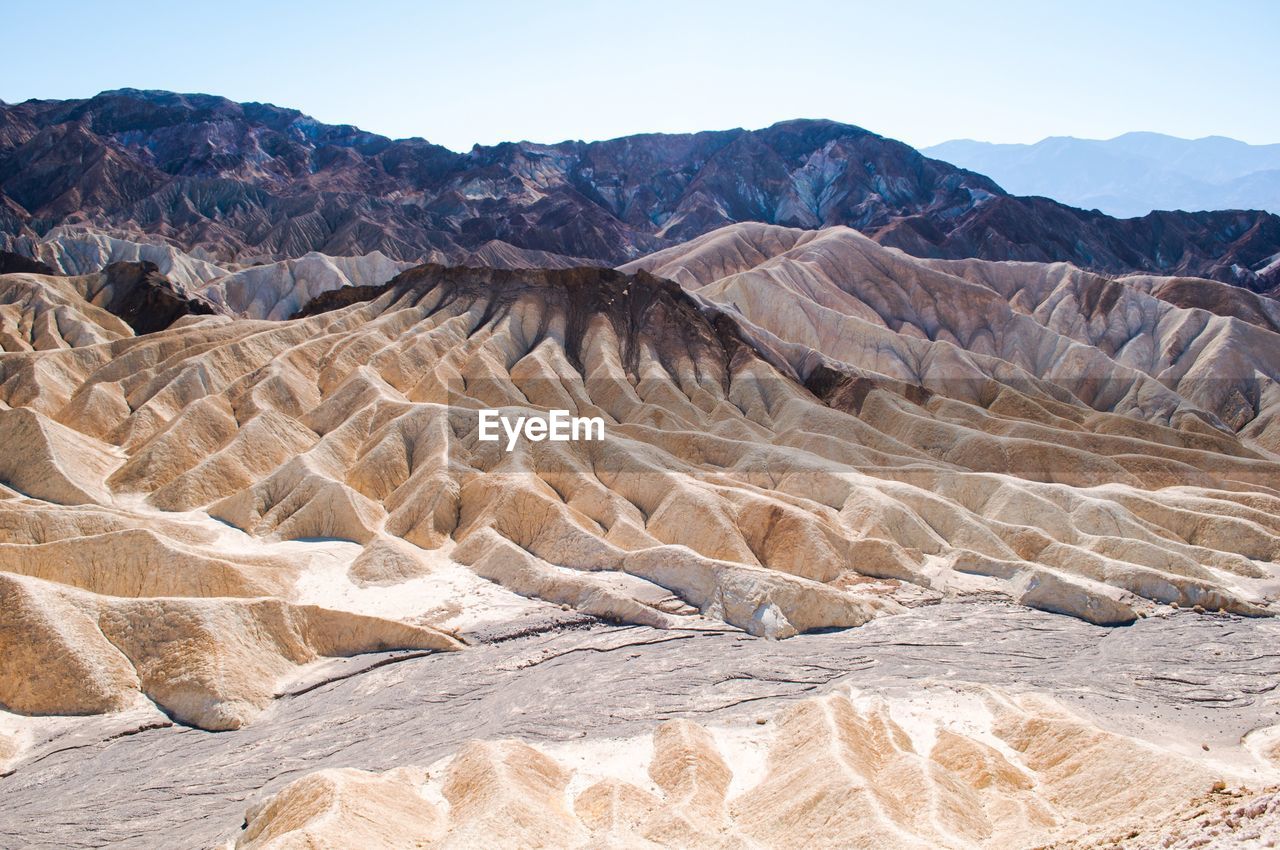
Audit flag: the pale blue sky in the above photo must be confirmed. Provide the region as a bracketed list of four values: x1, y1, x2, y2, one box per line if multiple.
[3, 0, 1276, 151]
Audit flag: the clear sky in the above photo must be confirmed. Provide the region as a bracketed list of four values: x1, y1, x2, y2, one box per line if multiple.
[3, 0, 1276, 152]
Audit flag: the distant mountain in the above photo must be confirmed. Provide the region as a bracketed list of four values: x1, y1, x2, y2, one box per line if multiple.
[925, 133, 1280, 218]
[2, 91, 1280, 291]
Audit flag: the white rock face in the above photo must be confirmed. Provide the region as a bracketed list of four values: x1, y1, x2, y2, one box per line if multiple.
[19, 228, 229, 290]
[198, 251, 412, 319]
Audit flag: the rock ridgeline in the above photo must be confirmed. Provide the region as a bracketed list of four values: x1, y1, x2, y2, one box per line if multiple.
[2, 90, 1279, 290]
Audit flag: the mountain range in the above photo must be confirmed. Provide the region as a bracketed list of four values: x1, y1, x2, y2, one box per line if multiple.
[926, 132, 1280, 219]
[3, 90, 1279, 293]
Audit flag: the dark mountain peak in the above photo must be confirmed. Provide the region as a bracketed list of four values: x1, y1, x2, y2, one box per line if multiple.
[765, 117, 864, 130]
[756, 117, 874, 146]
[98, 87, 224, 104]
[58, 89, 285, 135]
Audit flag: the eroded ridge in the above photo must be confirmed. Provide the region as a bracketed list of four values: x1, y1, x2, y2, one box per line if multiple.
[0, 254, 1277, 732]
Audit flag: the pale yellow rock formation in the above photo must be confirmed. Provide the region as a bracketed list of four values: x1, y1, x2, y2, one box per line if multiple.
[0, 527, 295, 597]
[1044, 785, 1280, 849]
[237, 767, 445, 849]
[0, 272, 133, 351]
[440, 739, 587, 849]
[0, 730, 15, 769]
[644, 719, 742, 848]
[0, 572, 141, 716]
[233, 686, 1234, 849]
[349, 535, 439, 586]
[0, 407, 120, 504]
[0, 572, 461, 730]
[0, 717, 24, 775]
[574, 777, 664, 845]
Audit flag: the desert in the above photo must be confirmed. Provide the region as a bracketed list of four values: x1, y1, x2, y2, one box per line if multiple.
[2, 9, 1279, 845]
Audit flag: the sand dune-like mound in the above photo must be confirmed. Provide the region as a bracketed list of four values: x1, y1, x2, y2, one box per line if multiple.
[0, 525, 297, 597]
[0, 259, 220, 351]
[0, 407, 121, 504]
[0, 571, 460, 730]
[0, 270, 134, 351]
[231, 684, 1232, 849]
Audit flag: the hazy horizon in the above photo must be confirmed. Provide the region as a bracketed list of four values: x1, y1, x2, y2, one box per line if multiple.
[3, 0, 1276, 152]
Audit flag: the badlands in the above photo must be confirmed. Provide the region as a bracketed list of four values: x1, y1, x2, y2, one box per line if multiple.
[0, 222, 1277, 848]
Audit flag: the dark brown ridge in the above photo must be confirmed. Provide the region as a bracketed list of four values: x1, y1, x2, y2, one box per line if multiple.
[86, 261, 219, 334]
[803, 362, 934, 415]
[293, 262, 939, 413]
[293, 263, 767, 387]
[0, 251, 58, 276]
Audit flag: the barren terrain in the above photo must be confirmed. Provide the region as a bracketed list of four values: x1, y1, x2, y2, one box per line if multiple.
[0, 220, 1277, 848]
